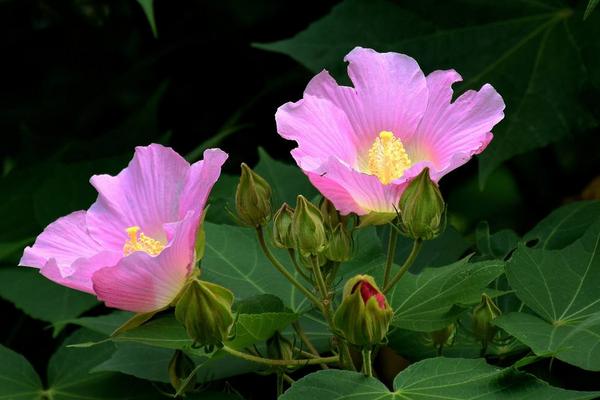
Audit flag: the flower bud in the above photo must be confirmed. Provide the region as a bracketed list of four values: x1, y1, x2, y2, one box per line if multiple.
[266, 332, 295, 369]
[397, 168, 445, 240]
[292, 195, 327, 256]
[430, 323, 456, 353]
[319, 198, 341, 228]
[333, 275, 393, 347]
[272, 203, 295, 249]
[235, 163, 272, 227]
[324, 223, 353, 262]
[472, 293, 502, 347]
[168, 350, 195, 394]
[175, 279, 234, 347]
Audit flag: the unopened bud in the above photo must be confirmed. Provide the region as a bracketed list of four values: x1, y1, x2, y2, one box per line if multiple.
[235, 163, 272, 227]
[292, 195, 327, 256]
[168, 350, 195, 394]
[430, 323, 456, 352]
[266, 332, 295, 370]
[272, 203, 295, 249]
[324, 223, 353, 262]
[472, 293, 501, 347]
[333, 275, 393, 347]
[175, 279, 234, 347]
[319, 198, 341, 228]
[398, 168, 445, 240]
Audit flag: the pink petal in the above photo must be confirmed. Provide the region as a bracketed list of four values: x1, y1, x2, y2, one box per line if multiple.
[344, 47, 428, 145]
[275, 94, 359, 166]
[411, 69, 505, 180]
[19, 211, 121, 294]
[91, 212, 197, 313]
[86, 144, 190, 251]
[180, 148, 228, 217]
[305, 157, 407, 215]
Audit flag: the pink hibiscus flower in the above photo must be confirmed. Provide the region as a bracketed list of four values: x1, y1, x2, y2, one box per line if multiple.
[275, 47, 505, 217]
[19, 144, 228, 313]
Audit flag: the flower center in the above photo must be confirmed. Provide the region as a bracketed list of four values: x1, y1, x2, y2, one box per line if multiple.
[123, 226, 165, 256]
[367, 131, 411, 184]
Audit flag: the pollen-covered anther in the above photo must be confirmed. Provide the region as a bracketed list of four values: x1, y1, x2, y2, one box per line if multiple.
[123, 226, 165, 256]
[367, 131, 411, 184]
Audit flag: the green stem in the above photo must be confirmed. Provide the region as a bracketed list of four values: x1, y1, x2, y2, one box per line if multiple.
[383, 239, 422, 294]
[361, 349, 373, 377]
[311, 255, 329, 301]
[382, 225, 398, 288]
[288, 249, 312, 283]
[293, 321, 329, 369]
[326, 261, 341, 287]
[222, 345, 339, 366]
[256, 227, 323, 310]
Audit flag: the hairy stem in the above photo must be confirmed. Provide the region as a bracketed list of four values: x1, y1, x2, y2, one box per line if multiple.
[382, 225, 398, 288]
[222, 345, 339, 367]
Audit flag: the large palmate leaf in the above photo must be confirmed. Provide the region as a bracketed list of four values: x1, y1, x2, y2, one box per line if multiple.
[388, 258, 504, 331]
[496, 219, 600, 370]
[0, 329, 167, 400]
[281, 358, 599, 399]
[256, 0, 596, 184]
[0, 267, 98, 331]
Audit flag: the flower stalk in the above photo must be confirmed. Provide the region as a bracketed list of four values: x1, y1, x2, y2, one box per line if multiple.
[383, 239, 422, 294]
[221, 345, 339, 367]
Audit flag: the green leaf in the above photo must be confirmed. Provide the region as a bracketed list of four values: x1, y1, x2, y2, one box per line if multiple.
[388, 258, 504, 331]
[498, 219, 600, 370]
[255, 147, 318, 207]
[47, 329, 165, 399]
[0, 344, 43, 400]
[91, 343, 173, 383]
[476, 221, 519, 260]
[281, 358, 600, 399]
[391, 226, 470, 273]
[523, 200, 600, 250]
[584, 0, 599, 19]
[136, 0, 157, 37]
[0, 268, 98, 332]
[255, 0, 596, 185]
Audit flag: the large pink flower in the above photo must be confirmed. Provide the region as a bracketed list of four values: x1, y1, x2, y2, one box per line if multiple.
[276, 47, 505, 217]
[19, 144, 228, 313]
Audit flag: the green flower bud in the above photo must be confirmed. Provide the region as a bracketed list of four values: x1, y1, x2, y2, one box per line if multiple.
[319, 198, 341, 228]
[168, 350, 195, 394]
[333, 275, 393, 347]
[324, 223, 353, 262]
[175, 279, 234, 347]
[235, 163, 272, 227]
[472, 293, 502, 348]
[292, 195, 327, 256]
[272, 203, 295, 249]
[266, 332, 295, 370]
[430, 323, 456, 353]
[398, 168, 445, 240]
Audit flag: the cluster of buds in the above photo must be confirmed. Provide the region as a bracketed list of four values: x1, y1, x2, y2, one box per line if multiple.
[333, 275, 393, 347]
[397, 168, 445, 241]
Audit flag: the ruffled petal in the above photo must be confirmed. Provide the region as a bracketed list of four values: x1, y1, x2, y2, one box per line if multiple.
[86, 144, 190, 251]
[180, 148, 228, 218]
[91, 212, 197, 313]
[411, 70, 505, 179]
[275, 93, 359, 165]
[19, 211, 121, 294]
